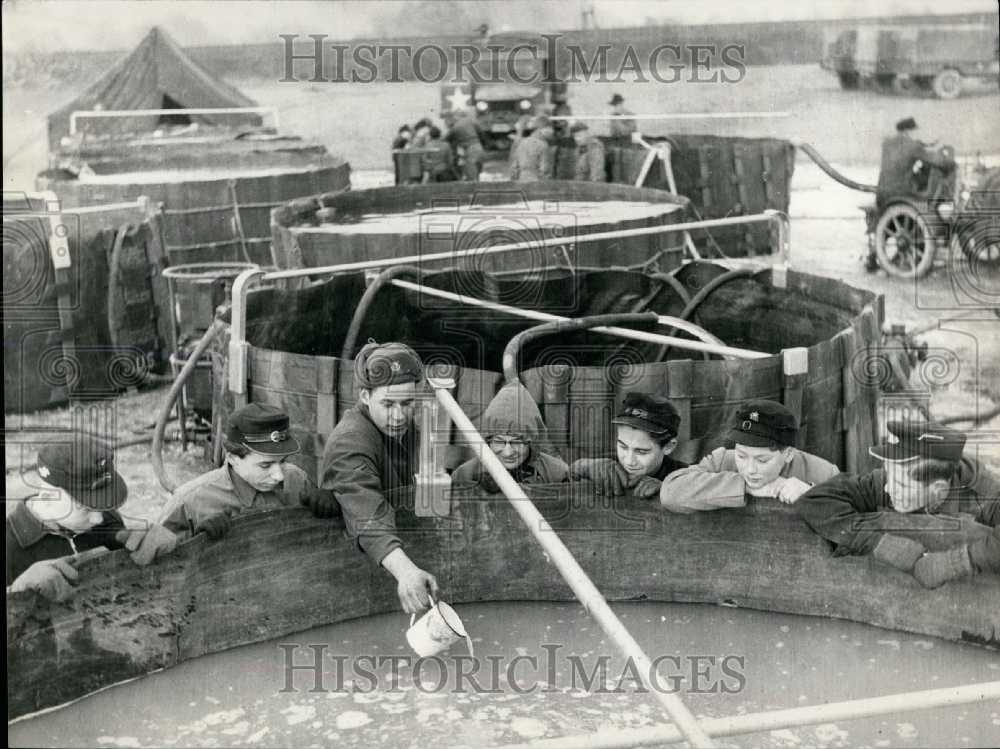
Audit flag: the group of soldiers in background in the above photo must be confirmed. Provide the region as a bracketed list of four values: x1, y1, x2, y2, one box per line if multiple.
[393, 93, 639, 185]
[392, 110, 484, 183]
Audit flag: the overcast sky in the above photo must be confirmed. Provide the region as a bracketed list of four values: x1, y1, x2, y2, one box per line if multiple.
[3, 0, 997, 53]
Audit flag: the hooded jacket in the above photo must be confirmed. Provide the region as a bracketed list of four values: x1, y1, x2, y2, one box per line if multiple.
[452, 382, 569, 489]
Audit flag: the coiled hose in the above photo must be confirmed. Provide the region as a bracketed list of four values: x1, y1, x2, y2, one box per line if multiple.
[502, 312, 660, 385]
[152, 318, 226, 493]
[655, 267, 759, 362]
[341, 265, 426, 361]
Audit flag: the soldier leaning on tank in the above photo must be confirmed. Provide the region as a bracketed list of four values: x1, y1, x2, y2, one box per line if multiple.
[571, 393, 688, 498]
[314, 341, 440, 614]
[445, 109, 485, 182]
[452, 381, 569, 492]
[660, 400, 839, 514]
[158, 404, 334, 542]
[570, 121, 606, 182]
[511, 115, 555, 182]
[7, 434, 178, 602]
[391, 124, 412, 151]
[796, 420, 1000, 589]
[608, 93, 637, 138]
[410, 118, 433, 149]
[421, 126, 458, 183]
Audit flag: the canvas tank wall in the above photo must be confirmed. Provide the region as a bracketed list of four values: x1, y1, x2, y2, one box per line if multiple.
[390, 134, 794, 257]
[213, 262, 882, 483]
[38, 157, 350, 265]
[270, 181, 692, 274]
[3, 195, 172, 413]
[8, 497, 997, 720]
[556, 134, 796, 257]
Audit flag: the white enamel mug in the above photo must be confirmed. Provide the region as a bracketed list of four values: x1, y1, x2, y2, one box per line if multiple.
[405, 597, 470, 657]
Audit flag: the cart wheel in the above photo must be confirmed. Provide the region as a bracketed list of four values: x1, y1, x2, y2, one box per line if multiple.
[932, 69, 963, 99]
[874, 204, 937, 278]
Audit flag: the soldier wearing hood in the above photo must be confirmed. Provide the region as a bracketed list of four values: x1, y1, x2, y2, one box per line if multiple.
[452, 382, 569, 492]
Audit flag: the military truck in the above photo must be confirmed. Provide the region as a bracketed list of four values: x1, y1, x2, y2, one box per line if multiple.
[822, 23, 999, 98]
[438, 32, 568, 152]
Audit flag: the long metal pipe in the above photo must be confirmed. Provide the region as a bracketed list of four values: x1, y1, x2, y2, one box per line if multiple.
[498, 681, 1000, 749]
[548, 112, 790, 120]
[390, 279, 766, 359]
[262, 211, 790, 281]
[428, 382, 715, 748]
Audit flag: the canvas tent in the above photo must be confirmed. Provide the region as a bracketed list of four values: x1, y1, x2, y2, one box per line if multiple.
[47, 27, 262, 150]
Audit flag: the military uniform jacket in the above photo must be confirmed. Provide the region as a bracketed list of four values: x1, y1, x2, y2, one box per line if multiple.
[877, 134, 955, 204]
[6, 500, 126, 584]
[446, 119, 485, 155]
[159, 463, 326, 540]
[660, 447, 839, 513]
[422, 139, 455, 179]
[319, 406, 419, 565]
[452, 450, 569, 491]
[574, 136, 606, 182]
[512, 132, 554, 182]
[609, 111, 637, 137]
[795, 458, 1000, 573]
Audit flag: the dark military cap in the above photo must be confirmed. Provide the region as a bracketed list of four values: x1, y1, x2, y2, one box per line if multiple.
[727, 399, 798, 448]
[896, 117, 917, 132]
[570, 121, 589, 134]
[227, 403, 300, 456]
[612, 392, 681, 438]
[609, 93, 625, 105]
[869, 420, 966, 463]
[355, 341, 423, 389]
[37, 434, 127, 511]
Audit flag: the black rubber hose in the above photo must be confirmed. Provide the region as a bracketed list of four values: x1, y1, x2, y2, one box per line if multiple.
[796, 142, 878, 194]
[152, 319, 226, 493]
[646, 271, 693, 310]
[655, 267, 759, 362]
[502, 312, 660, 385]
[341, 265, 426, 362]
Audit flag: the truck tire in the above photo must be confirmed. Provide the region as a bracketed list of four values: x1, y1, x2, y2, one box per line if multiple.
[932, 69, 963, 99]
[837, 72, 860, 89]
[875, 73, 896, 90]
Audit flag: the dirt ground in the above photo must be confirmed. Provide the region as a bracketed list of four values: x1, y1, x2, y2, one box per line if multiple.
[4, 63, 999, 522]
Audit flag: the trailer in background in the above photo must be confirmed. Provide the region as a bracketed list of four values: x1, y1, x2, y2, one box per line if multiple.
[822, 22, 999, 98]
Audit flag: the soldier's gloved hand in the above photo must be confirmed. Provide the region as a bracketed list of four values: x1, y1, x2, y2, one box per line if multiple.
[913, 546, 974, 589]
[631, 476, 662, 499]
[196, 513, 232, 541]
[123, 523, 179, 566]
[305, 491, 340, 519]
[872, 534, 926, 573]
[10, 558, 79, 602]
[572, 459, 628, 496]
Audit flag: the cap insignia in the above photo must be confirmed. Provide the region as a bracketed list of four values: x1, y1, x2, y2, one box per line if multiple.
[749, 411, 759, 422]
[39, 465, 50, 478]
[270, 430, 287, 443]
[627, 408, 649, 419]
[390, 361, 401, 373]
